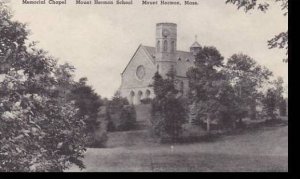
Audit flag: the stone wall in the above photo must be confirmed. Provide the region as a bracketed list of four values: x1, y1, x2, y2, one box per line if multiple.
[119, 46, 156, 105]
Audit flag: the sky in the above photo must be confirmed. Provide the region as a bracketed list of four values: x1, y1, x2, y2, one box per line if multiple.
[7, 0, 288, 98]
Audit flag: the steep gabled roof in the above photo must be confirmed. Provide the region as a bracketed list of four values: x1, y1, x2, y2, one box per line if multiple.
[142, 46, 156, 63]
[121, 44, 155, 75]
[121, 45, 195, 77]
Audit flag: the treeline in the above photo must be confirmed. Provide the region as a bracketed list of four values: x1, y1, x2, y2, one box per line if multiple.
[150, 46, 287, 143]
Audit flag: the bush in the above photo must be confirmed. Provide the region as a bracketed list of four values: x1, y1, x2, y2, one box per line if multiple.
[150, 71, 187, 142]
[107, 95, 137, 132]
[117, 105, 136, 131]
[90, 119, 108, 148]
[141, 98, 152, 104]
[151, 95, 187, 142]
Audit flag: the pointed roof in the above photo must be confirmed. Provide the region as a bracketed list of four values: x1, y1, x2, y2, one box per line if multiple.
[121, 44, 196, 77]
[190, 35, 201, 48]
[190, 41, 201, 48]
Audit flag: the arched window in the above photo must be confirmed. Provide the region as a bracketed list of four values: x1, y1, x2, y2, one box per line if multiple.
[163, 40, 168, 52]
[171, 41, 175, 52]
[157, 41, 160, 52]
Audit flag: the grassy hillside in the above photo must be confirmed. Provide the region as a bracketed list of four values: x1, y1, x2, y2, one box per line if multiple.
[67, 125, 288, 172]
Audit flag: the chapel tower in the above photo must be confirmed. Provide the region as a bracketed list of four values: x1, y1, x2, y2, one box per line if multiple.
[155, 23, 177, 77]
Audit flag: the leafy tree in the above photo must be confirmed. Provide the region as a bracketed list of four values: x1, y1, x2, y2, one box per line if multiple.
[107, 91, 136, 131]
[187, 46, 240, 131]
[117, 105, 136, 131]
[68, 77, 105, 147]
[272, 77, 286, 116]
[225, 0, 288, 62]
[262, 89, 278, 121]
[0, 3, 87, 171]
[273, 77, 285, 103]
[225, 53, 273, 120]
[151, 70, 187, 142]
[279, 98, 287, 117]
[110, 90, 129, 108]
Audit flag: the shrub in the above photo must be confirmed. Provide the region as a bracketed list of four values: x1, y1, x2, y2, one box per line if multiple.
[117, 105, 136, 131]
[150, 71, 187, 142]
[107, 94, 137, 132]
[140, 98, 152, 104]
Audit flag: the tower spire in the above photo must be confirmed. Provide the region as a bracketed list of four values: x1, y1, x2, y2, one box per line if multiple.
[190, 34, 201, 55]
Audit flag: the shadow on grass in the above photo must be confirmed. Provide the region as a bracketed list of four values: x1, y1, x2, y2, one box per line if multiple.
[161, 119, 288, 145]
[92, 118, 288, 148]
[160, 133, 222, 145]
[222, 119, 288, 137]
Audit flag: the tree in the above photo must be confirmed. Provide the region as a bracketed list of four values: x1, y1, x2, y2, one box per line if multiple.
[225, 53, 273, 120]
[187, 46, 240, 131]
[0, 3, 87, 171]
[272, 76, 286, 116]
[107, 91, 136, 131]
[151, 71, 186, 142]
[68, 77, 106, 147]
[273, 77, 285, 105]
[225, 0, 288, 62]
[262, 89, 278, 121]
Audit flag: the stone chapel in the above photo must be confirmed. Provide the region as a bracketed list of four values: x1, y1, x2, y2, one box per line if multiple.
[119, 23, 201, 105]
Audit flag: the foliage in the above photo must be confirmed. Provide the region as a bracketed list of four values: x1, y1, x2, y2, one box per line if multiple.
[225, 0, 288, 14]
[273, 77, 285, 105]
[187, 46, 240, 130]
[225, 0, 288, 62]
[269, 77, 287, 117]
[68, 77, 106, 147]
[261, 89, 278, 121]
[268, 31, 288, 63]
[224, 53, 273, 120]
[151, 71, 187, 142]
[140, 98, 152, 104]
[117, 105, 136, 131]
[109, 91, 129, 109]
[279, 98, 287, 117]
[0, 3, 89, 171]
[107, 92, 136, 131]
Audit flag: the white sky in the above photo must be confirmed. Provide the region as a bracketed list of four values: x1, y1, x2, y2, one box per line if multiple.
[7, 0, 288, 98]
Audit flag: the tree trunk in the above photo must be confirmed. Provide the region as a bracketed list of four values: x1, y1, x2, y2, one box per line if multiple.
[207, 114, 211, 133]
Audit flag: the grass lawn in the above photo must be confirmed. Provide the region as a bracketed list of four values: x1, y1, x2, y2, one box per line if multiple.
[66, 125, 288, 172]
